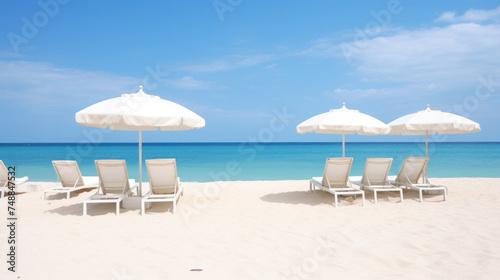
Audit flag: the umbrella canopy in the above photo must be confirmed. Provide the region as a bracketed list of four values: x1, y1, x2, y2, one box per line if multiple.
[388, 104, 481, 157]
[76, 86, 205, 131]
[75, 86, 205, 195]
[296, 103, 390, 157]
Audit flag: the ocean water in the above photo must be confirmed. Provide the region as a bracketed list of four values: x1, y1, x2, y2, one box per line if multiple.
[0, 142, 499, 182]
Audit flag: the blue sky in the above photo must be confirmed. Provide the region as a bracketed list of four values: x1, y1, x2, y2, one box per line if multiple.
[1, 0, 499, 143]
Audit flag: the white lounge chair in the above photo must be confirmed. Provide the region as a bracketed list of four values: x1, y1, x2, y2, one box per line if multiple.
[310, 158, 365, 207]
[358, 158, 403, 204]
[390, 157, 447, 203]
[0, 160, 29, 198]
[83, 160, 138, 216]
[141, 159, 183, 215]
[43, 161, 99, 200]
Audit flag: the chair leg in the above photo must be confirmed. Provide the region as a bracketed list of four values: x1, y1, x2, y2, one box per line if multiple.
[141, 200, 145, 216]
[361, 192, 365, 206]
[334, 194, 338, 207]
[443, 188, 447, 201]
[66, 192, 70, 200]
[419, 189, 423, 203]
[116, 202, 120, 216]
[83, 202, 87, 216]
[400, 190, 403, 202]
[374, 191, 378, 204]
[173, 201, 176, 213]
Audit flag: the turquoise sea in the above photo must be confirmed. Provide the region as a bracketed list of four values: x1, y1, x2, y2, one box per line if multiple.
[0, 142, 499, 182]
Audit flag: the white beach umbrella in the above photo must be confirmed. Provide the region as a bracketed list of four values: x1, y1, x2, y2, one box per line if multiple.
[388, 104, 481, 157]
[75, 85, 205, 195]
[296, 103, 390, 157]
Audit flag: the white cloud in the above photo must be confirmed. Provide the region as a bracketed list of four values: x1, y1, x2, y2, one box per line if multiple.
[300, 27, 401, 59]
[325, 83, 442, 99]
[0, 50, 24, 58]
[435, 11, 457, 23]
[299, 37, 338, 58]
[182, 54, 274, 72]
[0, 61, 140, 108]
[348, 23, 500, 84]
[436, 6, 500, 23]
[165, 76, 225, 90]
[298, 11, 500, 88]
[299, 22, 500, 87]
[265, 63, 277, 69]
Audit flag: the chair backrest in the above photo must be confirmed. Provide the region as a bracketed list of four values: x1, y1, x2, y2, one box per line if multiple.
[0, 160, 9, 187]
[95, 160, 130, 195]
[52, 161, 85, 188]
[322, 158, 353, 188]
[146, 159, 178, 194]
[361, 158, 393, 186]
[395, 157, 429, 184]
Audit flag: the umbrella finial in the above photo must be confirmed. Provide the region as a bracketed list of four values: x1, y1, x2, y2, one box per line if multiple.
[137, 85, 146, 95]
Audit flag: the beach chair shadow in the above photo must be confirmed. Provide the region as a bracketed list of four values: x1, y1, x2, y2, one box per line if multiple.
[261, 190, 354, 206]
[140, 202, 174, 215]
[47, 203, 137, 216]
[361, 190, 406, 204]
[43, 188, 95, 201]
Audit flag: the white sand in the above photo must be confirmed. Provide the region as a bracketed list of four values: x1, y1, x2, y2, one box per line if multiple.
[1, 178, 500, 279]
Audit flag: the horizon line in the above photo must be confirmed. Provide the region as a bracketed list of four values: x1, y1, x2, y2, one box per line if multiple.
[0, 141, 498, 145]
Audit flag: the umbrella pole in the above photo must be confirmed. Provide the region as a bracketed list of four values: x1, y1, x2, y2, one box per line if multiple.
[342, 134, 345, 158]
[425, 130, 428, 182]
[425, 130, 428, 158]
[139, 130, 142, 196]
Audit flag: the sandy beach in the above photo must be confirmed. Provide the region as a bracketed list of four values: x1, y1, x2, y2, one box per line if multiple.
[1, 178, 499, 280]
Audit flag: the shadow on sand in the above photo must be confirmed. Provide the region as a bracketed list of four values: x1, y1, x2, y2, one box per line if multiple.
[260, 190, 343, 206]
[42, 188, 95, 201]
[260, 189, 440, 206]
[47, 202, 140, 216]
